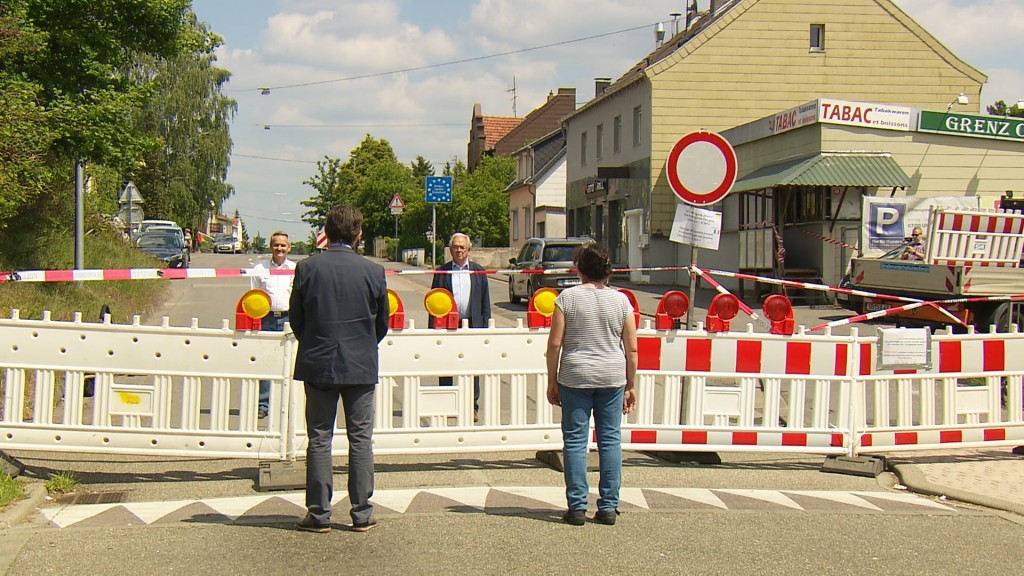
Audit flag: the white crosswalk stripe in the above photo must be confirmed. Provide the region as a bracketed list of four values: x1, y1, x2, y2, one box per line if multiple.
[37, 487, 957, 528]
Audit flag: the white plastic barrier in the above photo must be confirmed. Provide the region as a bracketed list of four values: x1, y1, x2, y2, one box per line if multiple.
[2, 311, 1023, 461]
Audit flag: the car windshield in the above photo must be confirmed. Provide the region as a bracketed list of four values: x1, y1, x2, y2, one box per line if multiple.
[215, 234, 234, 242]
[137, 234, 181, 249]
[543, 245, 579, 262]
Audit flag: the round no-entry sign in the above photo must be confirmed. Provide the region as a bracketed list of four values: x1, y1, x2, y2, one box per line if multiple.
[666, 131, 737, 206]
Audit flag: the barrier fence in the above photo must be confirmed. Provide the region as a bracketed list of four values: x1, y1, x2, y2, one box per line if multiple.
[2, 310, 1022, 462]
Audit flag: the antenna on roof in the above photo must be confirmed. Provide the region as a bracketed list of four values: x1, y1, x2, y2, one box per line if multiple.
[507, 76, 518, 117]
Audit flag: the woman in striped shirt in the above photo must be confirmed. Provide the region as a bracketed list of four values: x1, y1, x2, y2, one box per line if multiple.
[546, 242, 638, 526]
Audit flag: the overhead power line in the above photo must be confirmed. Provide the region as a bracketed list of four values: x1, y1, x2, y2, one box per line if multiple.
[261, 122, 464, 129]
[232, 153, 319, 164]
[240, 21, 656, 93]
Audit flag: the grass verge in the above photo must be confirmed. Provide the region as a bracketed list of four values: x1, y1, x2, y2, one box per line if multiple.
[44, 471, 80, 495]
[0, 226, 169, 323]
[0, 473, 25, 511]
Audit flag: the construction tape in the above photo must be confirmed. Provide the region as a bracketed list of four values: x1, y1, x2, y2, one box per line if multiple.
[0, 265, 695, 283]
[799, 229, 861, 253]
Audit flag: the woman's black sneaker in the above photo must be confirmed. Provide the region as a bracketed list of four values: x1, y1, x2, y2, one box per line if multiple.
[562, 510, 586, 526]
[594, 509, 618, 525]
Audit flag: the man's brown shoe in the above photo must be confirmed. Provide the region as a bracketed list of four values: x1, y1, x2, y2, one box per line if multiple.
[350, 518, 377, 532]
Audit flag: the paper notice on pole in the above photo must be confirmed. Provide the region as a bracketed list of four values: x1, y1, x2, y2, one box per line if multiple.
[669, 203, 721, 250]
[877, 327, 931, 370]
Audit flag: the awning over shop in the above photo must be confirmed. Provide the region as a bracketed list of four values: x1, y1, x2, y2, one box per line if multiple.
[731, 152, 911, 193]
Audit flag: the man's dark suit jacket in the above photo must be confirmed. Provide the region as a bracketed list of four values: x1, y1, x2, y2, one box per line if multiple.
[429, 260, 491, 328]
[290, 244, 389, 385]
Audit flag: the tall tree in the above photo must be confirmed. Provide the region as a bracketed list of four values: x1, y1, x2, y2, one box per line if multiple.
[18, 0, 191, 169]
[129, 15, 236, 231]
[409, 156, 434, 188]
[436, 156, 513, 247]
[300, 156, 347, 232]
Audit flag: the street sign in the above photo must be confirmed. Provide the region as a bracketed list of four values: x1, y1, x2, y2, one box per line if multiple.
[425, 176, 453, 203]
[665, 131, 737, 206]
[669, 203, 721, 250]
[388, 193, 405, 209]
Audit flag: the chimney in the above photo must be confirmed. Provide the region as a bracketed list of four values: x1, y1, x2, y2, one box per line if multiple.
[655, 21, 665, 47]
[595, 77, 611, 97]
[670, 12, 682, 36]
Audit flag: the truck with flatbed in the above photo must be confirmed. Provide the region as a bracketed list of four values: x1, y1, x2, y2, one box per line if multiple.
[837, 207, 1024, 331]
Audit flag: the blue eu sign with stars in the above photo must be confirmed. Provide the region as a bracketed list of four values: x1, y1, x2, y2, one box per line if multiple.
[425, 176, 453, 203]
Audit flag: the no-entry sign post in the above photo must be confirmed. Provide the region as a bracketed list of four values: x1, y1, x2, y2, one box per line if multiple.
[665, 131, 737, 329]
[665, 131, 737, 207]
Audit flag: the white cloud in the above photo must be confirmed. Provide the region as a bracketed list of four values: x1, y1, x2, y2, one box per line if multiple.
[198, 0, 1024, 240]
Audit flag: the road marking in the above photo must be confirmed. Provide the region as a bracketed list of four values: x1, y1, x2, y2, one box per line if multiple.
[37, 487, 957, 528]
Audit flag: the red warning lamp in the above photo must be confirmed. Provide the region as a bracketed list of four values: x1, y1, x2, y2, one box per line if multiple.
[706, 293, 740, 333]
[387, 288, 406, 330]
[425, 288, 460, 329]
[527, 287, 558, 328]
[655, 290, 690, 330]
[762, 294, 795, 335]
[616, 288, 642, 328]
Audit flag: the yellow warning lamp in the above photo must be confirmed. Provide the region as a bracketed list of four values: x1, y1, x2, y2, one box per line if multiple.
[527, 287, 559, 328]
[387, 288, 406, 330]
[424, 288, 459, 329]
[235, 289, 271, 330]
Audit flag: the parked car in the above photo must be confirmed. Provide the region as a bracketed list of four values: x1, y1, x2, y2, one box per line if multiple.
[507, 237, 592, 304]
[136, 229, 189, 269]
[213, 233, 242, 254]
[138, 219, 180, 234]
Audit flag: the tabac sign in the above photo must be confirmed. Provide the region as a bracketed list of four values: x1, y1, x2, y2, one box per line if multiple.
[919, 111, 1024, 143]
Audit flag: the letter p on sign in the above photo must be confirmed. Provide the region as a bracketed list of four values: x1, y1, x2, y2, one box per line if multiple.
[870, 204, 904, 236]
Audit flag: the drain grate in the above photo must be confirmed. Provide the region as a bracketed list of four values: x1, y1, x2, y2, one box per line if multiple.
[55, 491, 129, 505]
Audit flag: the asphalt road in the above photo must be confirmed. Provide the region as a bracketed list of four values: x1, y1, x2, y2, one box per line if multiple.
[4, 252, 1023, 575]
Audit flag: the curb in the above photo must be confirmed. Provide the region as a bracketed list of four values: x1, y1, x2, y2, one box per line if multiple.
[0, 482, 47, 529]
[890, 462, 1024, 518]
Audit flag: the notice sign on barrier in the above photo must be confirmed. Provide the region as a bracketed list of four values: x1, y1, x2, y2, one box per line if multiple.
[669, 203, 721, 250]
[877, 327, 931, 370]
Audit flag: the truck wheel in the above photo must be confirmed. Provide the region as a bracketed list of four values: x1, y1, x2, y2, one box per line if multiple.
[982, 302, 1024, 333]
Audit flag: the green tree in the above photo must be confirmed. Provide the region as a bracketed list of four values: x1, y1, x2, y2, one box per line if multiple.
[301, 135, 411, 246]
[18, 0, 191, 169]
[987, 100, 1024, 118]
[300, 156, 347, 232]
[129, 15, 236, 230]
[250, 232, 267, 253]
[356, 161, 416, 247]
[436, 156, 513, 247]
[409, 155, 434, 188]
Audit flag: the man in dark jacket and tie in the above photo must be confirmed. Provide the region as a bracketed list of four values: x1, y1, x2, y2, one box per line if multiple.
[430, 232, 491, 419]
[290, 204, 389, 533]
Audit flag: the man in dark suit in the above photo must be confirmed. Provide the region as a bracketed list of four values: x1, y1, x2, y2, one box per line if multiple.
[430, 232, 491, 419]
[290, 205, 389, 534]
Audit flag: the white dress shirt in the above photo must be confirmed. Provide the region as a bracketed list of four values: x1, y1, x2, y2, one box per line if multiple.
[251, 258, 295, 312]
[451, 262, 471, 317]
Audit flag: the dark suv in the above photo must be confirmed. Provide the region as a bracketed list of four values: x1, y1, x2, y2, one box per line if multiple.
[507, 237, 592, 304]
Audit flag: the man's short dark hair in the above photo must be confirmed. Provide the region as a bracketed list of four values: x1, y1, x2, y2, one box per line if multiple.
[325, 204, 362, 245]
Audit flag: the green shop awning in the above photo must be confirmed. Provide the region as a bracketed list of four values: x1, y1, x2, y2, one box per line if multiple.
[731, 152, 911, 193]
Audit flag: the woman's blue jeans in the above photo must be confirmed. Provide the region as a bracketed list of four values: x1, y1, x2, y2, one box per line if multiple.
[559, 384, 624, 512]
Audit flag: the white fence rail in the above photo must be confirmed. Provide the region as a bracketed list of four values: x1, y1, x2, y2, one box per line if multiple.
[2, 311, 1023, 461]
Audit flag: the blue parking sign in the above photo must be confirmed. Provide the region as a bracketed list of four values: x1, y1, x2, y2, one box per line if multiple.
[866, 201, 906, 251]
[425, 176, 453, 203]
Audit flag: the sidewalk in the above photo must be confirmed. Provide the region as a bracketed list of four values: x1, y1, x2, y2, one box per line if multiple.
[886, 446, 1024, 517]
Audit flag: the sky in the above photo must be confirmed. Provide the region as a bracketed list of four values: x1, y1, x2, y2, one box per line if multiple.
[189, 0, 1024, 243]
